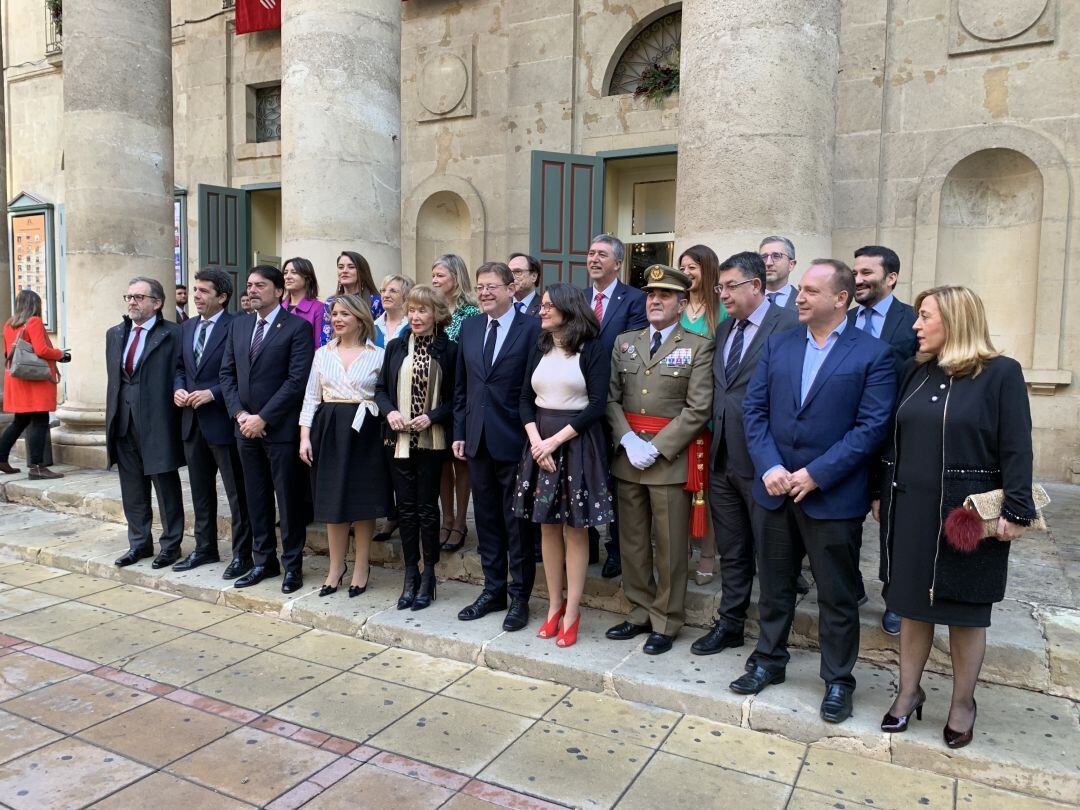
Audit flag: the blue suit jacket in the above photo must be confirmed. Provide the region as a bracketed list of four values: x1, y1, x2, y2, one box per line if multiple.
[743, 324, 897, 519]
[846, 296, 918, 376]
[589, 280, 648, 352]
[174, 312, 235, 446]
[453, 310, 541, 463]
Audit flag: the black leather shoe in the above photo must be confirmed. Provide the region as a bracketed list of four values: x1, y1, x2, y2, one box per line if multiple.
[642, 632, 674, 655]
[281, 571, 304, 594]
[820, 684, 854, 724]
[372, 521, 398, 542]
[605, 621, 651, 641]
[691, 622, 744, 656]
[730, 665, 786, 695]
[458, 591, 507, 621]
[881, 610, 901, 636]
[222, 558, 253, 580]
[398, 567, 420, 610]
[502, 600, 529, 631]
[601, 555, 621, 579]
[172, 551, 221, 572]
[795, 574, 810, 595]
[115, 547, 153, 567]
[233, 563, 281, 588]
[411, 568, 437, 611]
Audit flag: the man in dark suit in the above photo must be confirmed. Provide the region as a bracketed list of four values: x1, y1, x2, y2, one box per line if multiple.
[759, 236, 799, 311]
[175, 284, 190, 322]
[107, 276, 186, 569]
[732, 259, 896, 724]
[453, 261, 541, 631]
[691, 252, 799, 658]
[586, 234, 647, 578]
[848, 244, 918, 636]
[173, 268, 253, 577]
[508, 253, 542, 317]
[219, 264, 314, 593]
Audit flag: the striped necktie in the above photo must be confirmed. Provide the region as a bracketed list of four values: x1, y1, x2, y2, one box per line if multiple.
[725, 320, 749, 381]
[250, 318, 267, 362]
[194, 320, 210, 366]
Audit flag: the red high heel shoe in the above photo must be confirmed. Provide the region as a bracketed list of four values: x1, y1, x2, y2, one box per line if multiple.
[538, 604, 565, 639]
[556, 614, 580, 647]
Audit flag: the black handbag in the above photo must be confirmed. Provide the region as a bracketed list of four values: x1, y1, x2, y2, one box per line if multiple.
[5, 328, 58, 383]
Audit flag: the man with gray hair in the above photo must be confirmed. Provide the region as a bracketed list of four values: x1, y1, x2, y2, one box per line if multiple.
[106, 276, 186, 568]
[759, 236, 799, 311]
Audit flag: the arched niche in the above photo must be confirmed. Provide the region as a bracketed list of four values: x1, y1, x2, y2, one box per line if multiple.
[402, 175, 486, 281]
[604, 5, 682, 97]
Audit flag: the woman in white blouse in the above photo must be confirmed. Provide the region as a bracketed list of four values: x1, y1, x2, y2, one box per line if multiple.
[300, 294, 390, 598]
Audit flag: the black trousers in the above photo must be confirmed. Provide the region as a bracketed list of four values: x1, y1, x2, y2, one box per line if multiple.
[753, 500, 862, 689]
[114, 421, 184, 554]
[709, 466, 760, 633]
[184, 419, 252, 562]
[468, 438, 534, 602]
[0, 412, 48, 465]
[389, 448, 445, 569]
[237, 435, 305, 572]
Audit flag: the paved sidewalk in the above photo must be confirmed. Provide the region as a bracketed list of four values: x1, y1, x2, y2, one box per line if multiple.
[0, 560, 1072, 810]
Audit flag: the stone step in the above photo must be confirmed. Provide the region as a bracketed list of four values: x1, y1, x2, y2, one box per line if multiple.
[1, 466, 1077, 703]
[0, 501, 1076, 804]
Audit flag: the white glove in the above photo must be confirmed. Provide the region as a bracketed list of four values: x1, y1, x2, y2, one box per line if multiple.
[621, 432, 660, 470]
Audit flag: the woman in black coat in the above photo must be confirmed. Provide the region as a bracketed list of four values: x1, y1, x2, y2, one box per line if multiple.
[375, 284, 457, 611]
[874, 285, 1035, 749]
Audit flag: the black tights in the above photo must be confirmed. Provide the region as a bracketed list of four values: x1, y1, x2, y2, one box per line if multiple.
[0, 412, 48, 465]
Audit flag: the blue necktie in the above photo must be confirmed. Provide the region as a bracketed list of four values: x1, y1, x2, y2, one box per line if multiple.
[860, 307, 875, 337]
[250, 318, 267, 362]
[725, 320, 749, 381]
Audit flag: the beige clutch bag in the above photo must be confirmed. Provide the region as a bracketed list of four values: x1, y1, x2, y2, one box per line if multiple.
[965, 485, 1050, 536]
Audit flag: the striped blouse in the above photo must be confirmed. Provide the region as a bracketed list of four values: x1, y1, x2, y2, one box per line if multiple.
[299, 340, 385, 432]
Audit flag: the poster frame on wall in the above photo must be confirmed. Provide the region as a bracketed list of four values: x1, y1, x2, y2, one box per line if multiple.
[175, 188, 188, 287]
[8, 192, 58, 331]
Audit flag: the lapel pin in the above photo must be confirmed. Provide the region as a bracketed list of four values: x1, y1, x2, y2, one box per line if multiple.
[620, 342, 629, 353]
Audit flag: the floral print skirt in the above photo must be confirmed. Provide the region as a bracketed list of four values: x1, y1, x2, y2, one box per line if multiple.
[513, 408, 614, 529]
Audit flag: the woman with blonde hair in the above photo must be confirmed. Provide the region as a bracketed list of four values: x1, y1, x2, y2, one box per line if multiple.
[300, 294, 390, 598]
[874, 285, 1035, 749]
[374, 274, 414, 348]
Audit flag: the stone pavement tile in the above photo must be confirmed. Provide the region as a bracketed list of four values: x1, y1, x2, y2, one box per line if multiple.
[78, 697, 240, 767]
[0, 562, 68, 588]
[368, 751, 470, 790]
[955, 779, 1076, 809]
[0, 586, 69, 616]
[797, 747, 954, 810]
[301, 762, 456, 809]
[287, 565, 402, 635]
[0, 672, 155, 733]
[271, 628, 386, 669]
[202, 612, 308, 649]
[353, 647, 474, 692]
[461, 780, 569, 810]
[145, 555, 240, 601]
[370, 695, 533, 776]
[444, 667, 570, 718]
[121, 632, 261, 686]
[25, 572, 119, 599]
[37, 524, 132, 570]
[0, 601, 124, 644]
[89, 771, 255, 809]
[0, 509, 78, 544]
[1040, 606, 1080, 700]
[889, 672, 1080, 803]
[219, 574, 296, 615]
[0, 651, 81, 700]
[542, 689, 680, 749]
[660, 714, 806, 784]
[0, 710, 63, 765]
[79, 583, 178, 614]
[618, 750, 791, 810]
[48, 615, 189, 665]
[136, 596, 241, 630]
[273, 671, 430, 742]
[441, 794, 504, 810]
[188, 650, 338, 712]
[478, 722, 649, 810]
[168, 727, 337, 806]
[0, 737, 150, 809]
[785, 787, 866, 808]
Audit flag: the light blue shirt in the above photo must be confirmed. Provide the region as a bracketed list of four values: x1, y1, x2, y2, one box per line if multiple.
[801, 317, 848, 404]
[723, 297, 770, 366]
[767, 284, 797, 309]
[855, 293, 893, 339]
[485, 305, 518, 364]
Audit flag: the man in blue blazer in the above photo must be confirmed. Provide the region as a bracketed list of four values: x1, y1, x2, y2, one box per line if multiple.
[453, 261, 542, 630]
[220, 265, 314, 594]
[585, 234, 647, 578]
[732, 259, 896, 725]
[173, 269, 252, 576]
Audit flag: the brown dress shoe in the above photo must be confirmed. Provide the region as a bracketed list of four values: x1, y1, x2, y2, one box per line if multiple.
[28, 465, 64, 480]
[0, 461, 21, 475]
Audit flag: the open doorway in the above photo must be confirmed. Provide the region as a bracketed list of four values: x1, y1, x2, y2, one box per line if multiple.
[601, 152, 677, 287]
[250, 187, 282, 269]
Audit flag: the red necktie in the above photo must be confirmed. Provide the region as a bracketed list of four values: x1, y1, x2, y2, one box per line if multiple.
[124, 326, 143, 375]
[593, 292, 604, 322]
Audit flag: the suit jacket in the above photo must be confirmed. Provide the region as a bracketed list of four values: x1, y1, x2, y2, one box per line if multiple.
[710, 303, 800, 478]
[589, 281, 648, 352]
[743, 324, 896, 519]
[105, 316, 185, 475]
[846, 296, 917, 375]
[606, 326, 714, 485]
[375, 329, 458, 444]
[453, 310, 541, 462]
[219, 309, 315, 443]
[783, 287, 799, 311]
[174, 312, 236, 446]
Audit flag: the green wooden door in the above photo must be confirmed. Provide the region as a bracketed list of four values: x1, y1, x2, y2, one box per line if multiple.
[197, 184, 250, 312]
[529, 151, 603, 289]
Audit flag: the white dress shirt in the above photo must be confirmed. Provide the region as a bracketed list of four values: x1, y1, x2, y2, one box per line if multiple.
[723, 298, 770, 366]
[590, 277, 619, 322]
[192, 309, 224, 353]
[250, 305, 282, 348]
[485, 305, 518, 365]
[122, 314, 158, 370]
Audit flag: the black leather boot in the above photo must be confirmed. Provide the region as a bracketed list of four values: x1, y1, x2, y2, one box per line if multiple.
[411, 567, 437, 611]
[397, 566, 420, 610]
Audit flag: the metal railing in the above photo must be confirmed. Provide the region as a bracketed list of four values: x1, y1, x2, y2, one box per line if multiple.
[45, 4, 62, 55]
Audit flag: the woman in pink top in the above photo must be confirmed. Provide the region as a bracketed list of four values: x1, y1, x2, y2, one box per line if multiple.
[282, 257, 324, 348]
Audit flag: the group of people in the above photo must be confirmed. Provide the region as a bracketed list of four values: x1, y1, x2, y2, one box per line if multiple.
[0, 230, 1037, 750]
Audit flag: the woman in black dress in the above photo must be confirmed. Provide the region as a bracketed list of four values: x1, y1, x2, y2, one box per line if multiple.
[875, 285, 1035, 748]
[300, 294, 389, 597]
[513, 283, 613, 647]
[375, 285, 457, 611]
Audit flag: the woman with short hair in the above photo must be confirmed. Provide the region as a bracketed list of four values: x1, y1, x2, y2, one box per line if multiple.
[373, 274, 414, 348]
[282, 257, 324, 348]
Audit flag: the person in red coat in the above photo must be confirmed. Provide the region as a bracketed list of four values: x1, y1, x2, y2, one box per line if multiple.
[1, 290, 69, 479]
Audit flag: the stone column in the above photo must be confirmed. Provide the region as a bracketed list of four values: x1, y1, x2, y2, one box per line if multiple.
[281, 0, 401, 291]
[674, 0, 842, 264]
[53, 0, 175, 467]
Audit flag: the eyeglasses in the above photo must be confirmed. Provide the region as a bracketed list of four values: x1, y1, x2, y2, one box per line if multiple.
[714, 279, 756, 294]
[475, 284, 508, 293]
[122, 294, 159, 303]
[538, 303, 556, 312]
[760, 252, 790, 263]
[509, 269, 532, 276]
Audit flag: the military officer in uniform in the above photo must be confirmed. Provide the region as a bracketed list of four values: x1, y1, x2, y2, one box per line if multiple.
[604, 265, 714, 655]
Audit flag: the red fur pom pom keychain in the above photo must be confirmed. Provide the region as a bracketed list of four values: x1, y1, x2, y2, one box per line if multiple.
[944, 506, 984, 553]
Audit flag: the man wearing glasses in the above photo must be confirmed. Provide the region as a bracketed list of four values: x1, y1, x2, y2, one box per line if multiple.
[508, 253, 542, 317]
[759, 236, 799, 311]
[106, 277, 186, 569]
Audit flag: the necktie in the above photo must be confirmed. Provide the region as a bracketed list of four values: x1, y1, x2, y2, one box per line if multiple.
[124, 326, 143, 376]
[250, 318, 267, 362]
[725, 320, 749, 381]
[860, 307, 875, 337]
[593, 292, 605, 322]
[483, 318, 500, 371]
[194, 320, 210, 366]
[514, 301, 525, 314]
[766, 292, 778, 305]
[650, 330, 662, 358]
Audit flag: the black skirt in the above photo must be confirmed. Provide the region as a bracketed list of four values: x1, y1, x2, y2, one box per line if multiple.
[310, 403, 390, 524]
[513, 408, 614, 529]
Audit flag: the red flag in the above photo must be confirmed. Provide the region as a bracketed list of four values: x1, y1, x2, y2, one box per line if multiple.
[236, 0, 280, 35]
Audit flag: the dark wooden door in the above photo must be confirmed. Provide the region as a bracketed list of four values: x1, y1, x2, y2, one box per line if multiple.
[198, 184, 250, 312]
[529, 151, 603, 289]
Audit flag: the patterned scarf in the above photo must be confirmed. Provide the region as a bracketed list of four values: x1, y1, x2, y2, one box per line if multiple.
[394, 333, 445, 458]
